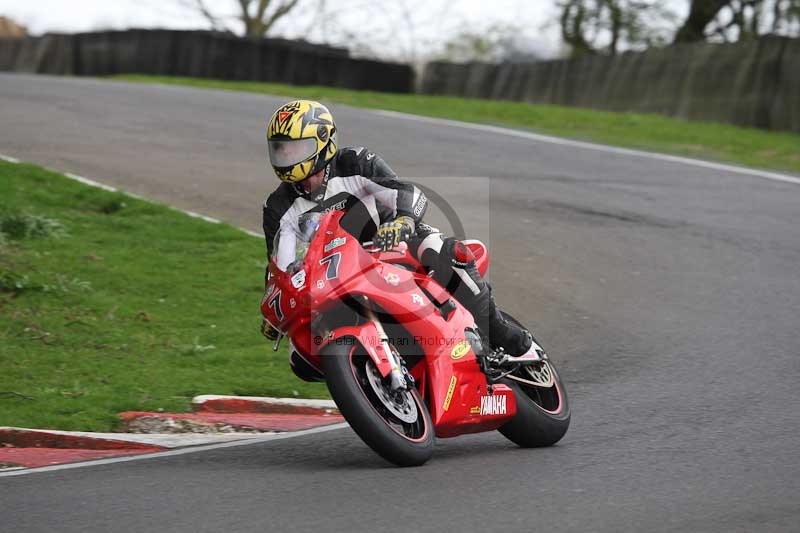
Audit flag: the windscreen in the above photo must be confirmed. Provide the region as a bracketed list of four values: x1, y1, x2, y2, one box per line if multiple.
[271, 212, 322, 272]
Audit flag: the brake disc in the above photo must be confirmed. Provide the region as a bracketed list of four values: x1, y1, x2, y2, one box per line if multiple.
[364, 361, 418, 423]
[507, 361, 555, 388]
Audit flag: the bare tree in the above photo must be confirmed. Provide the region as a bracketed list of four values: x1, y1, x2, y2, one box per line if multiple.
[304, 0, 461, 64]
[674, 0, 800, 43]
[185, 0, 303, 38]
[560, 0, 596, 55]
[673, 0, 730, 42]
[436, 23, 540, 63]
[772, 0, 800, 32]
[558, 0, 677, 56]
[708, 1, 765, 41]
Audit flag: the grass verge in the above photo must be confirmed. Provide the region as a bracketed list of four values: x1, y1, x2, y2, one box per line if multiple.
[0, 160, 327, 432]
[115, 74, 800, 175]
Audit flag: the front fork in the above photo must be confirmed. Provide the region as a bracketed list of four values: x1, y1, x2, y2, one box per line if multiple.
[361, 306, 411, 391]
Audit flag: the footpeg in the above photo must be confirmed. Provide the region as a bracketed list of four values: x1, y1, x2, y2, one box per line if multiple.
[485, 348, 511, 367]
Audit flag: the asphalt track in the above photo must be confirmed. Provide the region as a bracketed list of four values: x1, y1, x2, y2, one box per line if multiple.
[2, 73, 800, 532]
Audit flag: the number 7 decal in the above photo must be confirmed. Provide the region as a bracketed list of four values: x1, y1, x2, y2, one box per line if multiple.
[268, 289, 283, 322]
[320, 252, 341, 280]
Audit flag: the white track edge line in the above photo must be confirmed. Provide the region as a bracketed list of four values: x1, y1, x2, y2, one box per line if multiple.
[64, 172, 118, 192]
[0, 423, 348, 477]
[185, 211, 222, 224]
[373, 109, 800, 186]
[0, 154, 263, 238]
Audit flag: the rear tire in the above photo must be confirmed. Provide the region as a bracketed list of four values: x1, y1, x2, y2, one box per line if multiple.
[322, 338, 434, 467]
[496, 313, 570, 447]
[498, 363, 570, 447]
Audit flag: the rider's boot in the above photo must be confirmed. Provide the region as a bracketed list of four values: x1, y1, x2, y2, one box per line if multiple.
[464, 283, 533, 357]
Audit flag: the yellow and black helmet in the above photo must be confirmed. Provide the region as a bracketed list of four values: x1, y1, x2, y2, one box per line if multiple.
[266, 100, 337, 183]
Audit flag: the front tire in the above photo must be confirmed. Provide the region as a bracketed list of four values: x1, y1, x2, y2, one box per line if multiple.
[322, 338, 434, 466]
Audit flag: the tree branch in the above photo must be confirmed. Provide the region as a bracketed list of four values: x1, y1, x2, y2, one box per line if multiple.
[674, 0, 731, 43]
[191, 0, 228, 32]
[263, 0, 302, 36]
[238, 0, 255, 36]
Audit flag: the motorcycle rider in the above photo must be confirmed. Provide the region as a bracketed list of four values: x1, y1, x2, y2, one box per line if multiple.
[261, 100, 536, 377]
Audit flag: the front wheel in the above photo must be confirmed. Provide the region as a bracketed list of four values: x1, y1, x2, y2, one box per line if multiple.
[322, 338, 434, 466]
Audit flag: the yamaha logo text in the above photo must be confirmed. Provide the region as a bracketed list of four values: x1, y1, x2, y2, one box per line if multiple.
[480, 395, 507, 416]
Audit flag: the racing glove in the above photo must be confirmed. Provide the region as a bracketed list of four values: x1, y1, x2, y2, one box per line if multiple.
[261, 318, 279, 341]
[374, 216, 415, 251]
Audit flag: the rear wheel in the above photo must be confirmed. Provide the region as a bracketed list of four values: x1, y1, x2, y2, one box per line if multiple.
[497, 313, 570, 447]
[322, 338, 434, 466]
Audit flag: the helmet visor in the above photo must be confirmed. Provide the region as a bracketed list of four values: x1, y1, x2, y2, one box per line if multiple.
[268, 137, 318, 168]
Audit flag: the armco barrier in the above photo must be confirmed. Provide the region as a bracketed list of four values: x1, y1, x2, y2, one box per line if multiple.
[0, 29, 413, 94]
[421, 36, 800, 133]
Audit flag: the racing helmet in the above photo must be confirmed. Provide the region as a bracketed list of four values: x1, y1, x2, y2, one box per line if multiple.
[266, 100, 338, 183]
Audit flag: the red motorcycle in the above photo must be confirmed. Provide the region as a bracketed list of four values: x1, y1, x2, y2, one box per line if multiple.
[261, 209, 570, 466]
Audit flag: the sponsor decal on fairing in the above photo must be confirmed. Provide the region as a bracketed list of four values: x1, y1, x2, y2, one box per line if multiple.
[450, 340, 471, 360]
[384, 272, 400, 286]
[479, 394, 507, 416]
[324, 237, 346, 252]
[443, 376, 457, 411]
[291, 269, 306, 289]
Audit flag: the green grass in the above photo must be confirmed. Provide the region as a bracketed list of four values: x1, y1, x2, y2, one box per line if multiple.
[115, 74, 800, 175]
[0, 161, 327, 432]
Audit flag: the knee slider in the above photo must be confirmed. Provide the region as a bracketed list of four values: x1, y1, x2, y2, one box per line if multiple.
[444, 237, 476, 269]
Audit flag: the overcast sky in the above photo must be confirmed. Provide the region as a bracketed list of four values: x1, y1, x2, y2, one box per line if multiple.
[0, 0, 689, 60]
